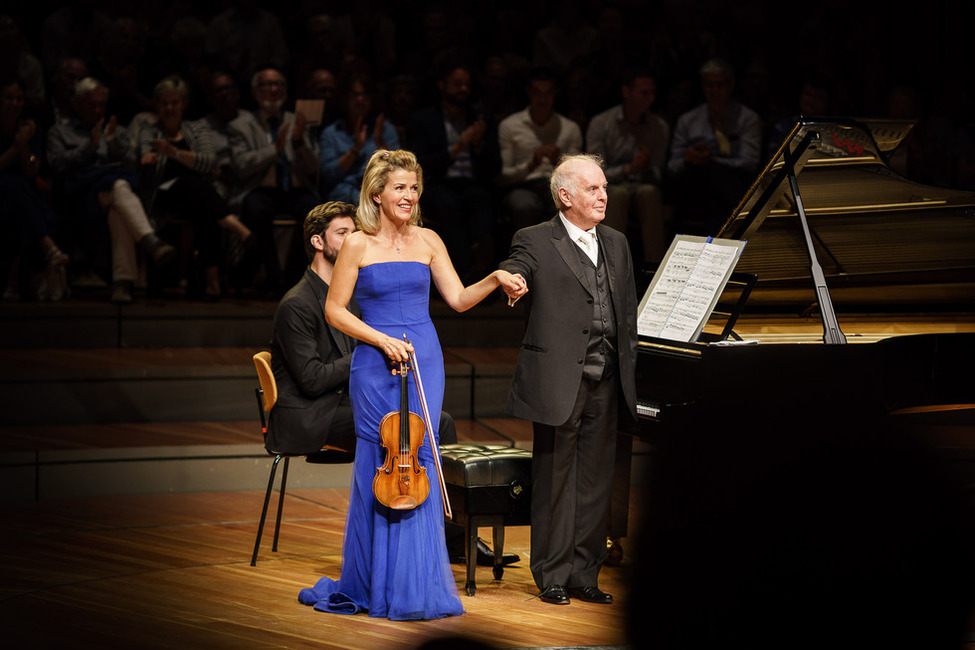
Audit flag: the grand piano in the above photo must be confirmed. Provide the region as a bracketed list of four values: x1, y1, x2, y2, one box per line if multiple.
[626, 116, 975, 431]
[622, 117, 975, 646]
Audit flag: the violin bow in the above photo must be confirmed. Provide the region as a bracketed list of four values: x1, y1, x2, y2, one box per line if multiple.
[405, 337, 453, 519]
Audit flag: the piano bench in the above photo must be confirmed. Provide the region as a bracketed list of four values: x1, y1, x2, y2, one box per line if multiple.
[440, 443, 532, 596]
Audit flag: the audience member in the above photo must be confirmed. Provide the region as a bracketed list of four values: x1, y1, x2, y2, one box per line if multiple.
[406, 60, 500, 281]
[562, 65, 599, 136]
[342, 1, 398, 81]
[87, 16, 154, 126]
[0, 3, 966, 307]
[885, 84, 956, 188]
[165, 16, 212, 122]
[299, 68, 339, 128]
[47, 77, 174, 302]
[586, 6, 630, 110]
[0, 75, 67, 301]
[0, 15, 45, 109]
[479, 56, 520, 126]
[383, 73, 419, 146]
[586, 66, 670, 263]
[206, 0, 290, 92]
[47, 57, 89, 128]
[497, 67, 581, 231]
[139, 75, 253, 301]
[667, 58, 762, 235]
[319, 73, 398, 204]
[295, 68, 338, 174]
[399, 5, 455, 105]
[766, 71, 835, 158]
[492, 8, 534, 93]
[530, 1, 600, 78]
[227, 67, 319, 296]
[736, 56, 782, 155]
[292, 14, 355, 89]
[199, 72, 242, 202]
[39, 0, 110, 74]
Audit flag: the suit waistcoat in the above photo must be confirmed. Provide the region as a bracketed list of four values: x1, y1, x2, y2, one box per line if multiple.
[573, 242, 618, 381]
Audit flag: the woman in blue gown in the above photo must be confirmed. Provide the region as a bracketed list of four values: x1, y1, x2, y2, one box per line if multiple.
[299, 149, 527, 620]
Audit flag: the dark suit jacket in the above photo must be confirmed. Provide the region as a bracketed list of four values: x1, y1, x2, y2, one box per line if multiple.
[267, 267, 355, 454]
[500, 216, 638, 426]
[405, 103, 501, 183]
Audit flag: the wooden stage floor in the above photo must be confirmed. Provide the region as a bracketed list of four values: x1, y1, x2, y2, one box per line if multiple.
[0, 486, 640, 650]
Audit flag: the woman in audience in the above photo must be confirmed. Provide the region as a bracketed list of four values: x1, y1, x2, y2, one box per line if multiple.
[0, 75, 68, 300]
[319, 72, 398, 203]
[139, 75, 252, 300]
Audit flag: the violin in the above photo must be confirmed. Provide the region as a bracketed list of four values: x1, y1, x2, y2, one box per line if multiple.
[373, 356, 430, 510]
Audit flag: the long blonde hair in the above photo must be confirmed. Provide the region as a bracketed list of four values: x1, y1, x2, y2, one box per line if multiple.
[356, 149, 423, 234]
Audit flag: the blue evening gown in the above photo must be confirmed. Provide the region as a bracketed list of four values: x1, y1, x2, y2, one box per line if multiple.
[298, 261, 464, 620]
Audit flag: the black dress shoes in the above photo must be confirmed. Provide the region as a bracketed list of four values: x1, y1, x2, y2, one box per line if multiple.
[567, 585, 613, 604]
[539, 584, 570, 605]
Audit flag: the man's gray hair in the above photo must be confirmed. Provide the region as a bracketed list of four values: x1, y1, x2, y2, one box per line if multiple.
[251, 68, 287, 88]
[550, 153, 604, 211]
[74, 77, 106, 98]
[700, 57, 734, 80]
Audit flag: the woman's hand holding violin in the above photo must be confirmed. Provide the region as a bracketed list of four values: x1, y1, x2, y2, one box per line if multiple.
[378, 334, 413, 366]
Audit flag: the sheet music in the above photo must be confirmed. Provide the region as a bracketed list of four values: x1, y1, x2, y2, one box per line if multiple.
[638, 235, 746, 342]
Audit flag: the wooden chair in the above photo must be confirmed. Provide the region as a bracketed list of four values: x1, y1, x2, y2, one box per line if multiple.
[250, 350, 353, 566]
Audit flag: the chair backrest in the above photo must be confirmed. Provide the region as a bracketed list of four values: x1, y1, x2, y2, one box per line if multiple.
[253, 351, 277, 412]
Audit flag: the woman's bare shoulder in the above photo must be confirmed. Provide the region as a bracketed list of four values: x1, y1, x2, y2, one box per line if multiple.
[415, 226, 445, 248]
[335, 230, 371, 265]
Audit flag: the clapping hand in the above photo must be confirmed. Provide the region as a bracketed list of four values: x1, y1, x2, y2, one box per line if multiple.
[373, 113, 387, 149]
[13, 119, 35, 152]
[89, 116, 117, 146]
[684, 140, 712, 165]
[104, 115, 117, 141]
[292, 110, 307, 141]
[630, 145, 650, 173]
[151, 138, 178, 158]
[463, 117, 486, 147]
[535, 143, 560, 163]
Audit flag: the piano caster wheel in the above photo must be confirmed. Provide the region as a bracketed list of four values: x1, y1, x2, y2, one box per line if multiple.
[605, 537, 624, 567]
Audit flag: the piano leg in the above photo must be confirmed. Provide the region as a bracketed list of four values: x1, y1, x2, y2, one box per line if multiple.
[604, 433, 633, 566]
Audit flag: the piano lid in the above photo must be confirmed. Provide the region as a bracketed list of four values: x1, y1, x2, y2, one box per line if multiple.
[715, 117, 975, 309]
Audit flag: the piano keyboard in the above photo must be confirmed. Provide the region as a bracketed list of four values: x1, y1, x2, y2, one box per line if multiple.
[636, 400, 660, 420]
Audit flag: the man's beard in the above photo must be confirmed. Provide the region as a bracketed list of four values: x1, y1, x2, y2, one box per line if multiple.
[443, 92, 469, 108]
[259, 98, 284, 115]
[323, 244, 339, 265]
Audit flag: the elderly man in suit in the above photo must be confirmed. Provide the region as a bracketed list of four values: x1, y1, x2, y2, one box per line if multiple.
[500, 153, 638, 605]
[228, 67, 320, 296]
